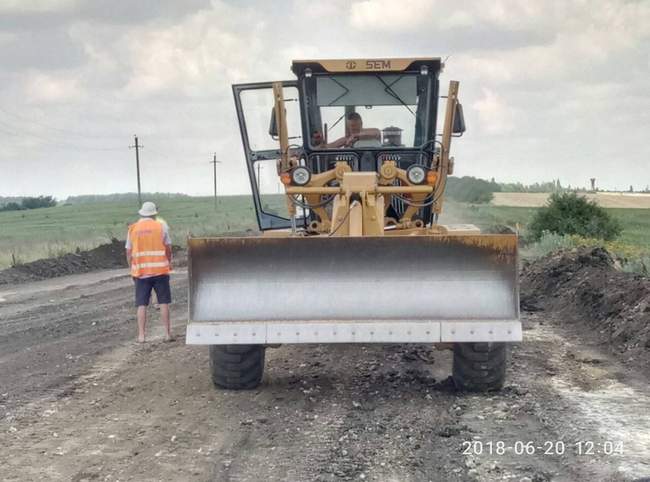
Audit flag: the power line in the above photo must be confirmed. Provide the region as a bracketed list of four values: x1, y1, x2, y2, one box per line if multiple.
[0, 120, 125, 151]
[143, 146, 208, 163]
[0, 111, 220, 156]
[0, 106, 122, 140]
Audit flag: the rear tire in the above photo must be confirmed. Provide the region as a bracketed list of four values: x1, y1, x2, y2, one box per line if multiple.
[452, 342, 506, 392]
[209, 345, 265, 390]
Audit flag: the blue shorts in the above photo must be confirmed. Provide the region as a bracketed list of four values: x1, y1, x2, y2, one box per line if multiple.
[134, 275, 171, 306]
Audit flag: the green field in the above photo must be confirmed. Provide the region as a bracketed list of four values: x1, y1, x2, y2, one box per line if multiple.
[441, 202, 650, 250]
[0, 196, 262, 268]
[1, 196, 649, 269]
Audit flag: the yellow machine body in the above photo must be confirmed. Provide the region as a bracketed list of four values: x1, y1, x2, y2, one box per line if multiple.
[186, 57, 521, 346]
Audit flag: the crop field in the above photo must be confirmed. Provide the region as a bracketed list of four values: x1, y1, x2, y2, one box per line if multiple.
[492, 191, 650, 209]
[1, 195, 649, 269]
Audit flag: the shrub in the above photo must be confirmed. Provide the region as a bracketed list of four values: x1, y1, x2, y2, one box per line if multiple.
[527, 192, 622, 241]
[445, 176, 500, 204]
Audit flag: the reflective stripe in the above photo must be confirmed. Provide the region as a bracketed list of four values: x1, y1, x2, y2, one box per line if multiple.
[132, 261, 170, 269]
[132, 250, 166, 258]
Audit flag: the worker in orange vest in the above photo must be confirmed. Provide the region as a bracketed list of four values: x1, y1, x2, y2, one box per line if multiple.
[125, 201, 173, 343]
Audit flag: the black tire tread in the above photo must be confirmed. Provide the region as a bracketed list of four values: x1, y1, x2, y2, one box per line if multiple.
[452, 342, 507, 392]
[213, 350, 264, 371]
[209, 345, 265, 390]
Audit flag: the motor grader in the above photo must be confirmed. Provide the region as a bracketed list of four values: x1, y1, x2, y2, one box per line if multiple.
[186, 58, 520, 391]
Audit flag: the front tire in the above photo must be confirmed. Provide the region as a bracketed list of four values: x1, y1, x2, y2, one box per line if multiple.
[209, 345, 265, 390]
[452, 342, 506, 392]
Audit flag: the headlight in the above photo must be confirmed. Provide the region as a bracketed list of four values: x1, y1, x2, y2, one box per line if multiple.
[291, 166, 311, 186]
[406, 164, 426, 184]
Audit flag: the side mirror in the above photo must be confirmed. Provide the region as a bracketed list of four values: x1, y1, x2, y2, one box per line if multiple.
[268, 107, 278, 138]
[453, 102, 466, 134]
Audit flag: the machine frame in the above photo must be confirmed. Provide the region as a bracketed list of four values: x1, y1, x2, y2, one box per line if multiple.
[187, 57, 521, 346]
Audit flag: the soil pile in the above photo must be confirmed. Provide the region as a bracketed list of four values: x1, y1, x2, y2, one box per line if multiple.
[521, 246, 650, 354]
[0, 239, 128, 285]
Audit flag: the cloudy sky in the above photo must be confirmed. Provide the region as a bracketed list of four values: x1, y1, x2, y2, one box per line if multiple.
[0, 0, 648, 199]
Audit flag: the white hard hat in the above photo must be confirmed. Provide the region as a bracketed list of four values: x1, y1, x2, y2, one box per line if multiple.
[138, 201, 158, 217]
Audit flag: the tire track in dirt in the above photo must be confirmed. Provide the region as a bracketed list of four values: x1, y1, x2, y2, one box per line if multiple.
[0, 272, 186, 418]
[210, 344, 465, 482]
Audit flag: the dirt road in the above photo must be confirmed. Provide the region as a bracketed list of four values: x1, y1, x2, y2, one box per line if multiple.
[1, 270, 650, 481]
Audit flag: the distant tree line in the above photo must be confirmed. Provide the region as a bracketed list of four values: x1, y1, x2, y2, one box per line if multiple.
[445, 177, 576, 204]
[64, 192, 191, 204]
[0, 196, 23, 204]
[497, 179, 564, 193]
[445, 176, 500, 203]
[0, 196, 57, 212]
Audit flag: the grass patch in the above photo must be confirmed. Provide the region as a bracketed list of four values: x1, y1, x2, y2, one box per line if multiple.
[440, 201, 538, 232]
[442, 202, 650, 249]
[441, 201, 650, 274]
[525, 232, 650, 275]
[0, 196, 262, 269]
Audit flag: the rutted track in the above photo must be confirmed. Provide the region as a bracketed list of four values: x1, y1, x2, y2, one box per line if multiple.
[1, 269, 649, 481]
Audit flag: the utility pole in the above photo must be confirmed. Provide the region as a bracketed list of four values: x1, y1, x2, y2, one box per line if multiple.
[129, 135, 143, 205]
[210, 153, 222, 209]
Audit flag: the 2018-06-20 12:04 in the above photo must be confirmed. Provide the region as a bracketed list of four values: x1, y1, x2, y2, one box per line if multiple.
[461, 440, 624, 456]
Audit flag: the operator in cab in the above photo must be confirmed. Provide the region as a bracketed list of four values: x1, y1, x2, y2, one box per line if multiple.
[325, 112, 381, 148]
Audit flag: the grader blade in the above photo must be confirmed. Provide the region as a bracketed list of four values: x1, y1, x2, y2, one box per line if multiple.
[188, 235, 518, 329]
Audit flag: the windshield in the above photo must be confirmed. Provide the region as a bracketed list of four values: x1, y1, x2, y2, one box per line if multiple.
[306, 73, 427, 150]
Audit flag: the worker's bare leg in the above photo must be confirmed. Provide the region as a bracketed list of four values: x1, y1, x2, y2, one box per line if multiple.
[160, 304, 172, 340]
[137, 306, 147, 343]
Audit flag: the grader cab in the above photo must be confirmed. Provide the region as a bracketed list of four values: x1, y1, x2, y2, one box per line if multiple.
[186, 58, 520, 391]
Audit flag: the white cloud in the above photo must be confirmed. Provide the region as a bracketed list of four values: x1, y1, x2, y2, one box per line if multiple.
[23, 72, 83, 103]
[1, 0, 650, 197]
[117, 6, 264, 97]
[350, 0, 435, 30]
[471, 88, 516, 135]
[441, 10, 475, 29]
[0, 32, 13, 46]
[0, 0, 78, 14]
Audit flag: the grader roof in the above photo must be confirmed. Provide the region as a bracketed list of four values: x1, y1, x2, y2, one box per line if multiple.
[291, 57, 442, 75]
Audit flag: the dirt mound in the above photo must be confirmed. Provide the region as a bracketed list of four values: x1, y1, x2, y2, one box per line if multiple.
[521, 246, 650, 354]
[0, 239, 128, 285]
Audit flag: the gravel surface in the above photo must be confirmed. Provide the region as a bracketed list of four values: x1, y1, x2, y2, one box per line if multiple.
[1, 262, 650, 481]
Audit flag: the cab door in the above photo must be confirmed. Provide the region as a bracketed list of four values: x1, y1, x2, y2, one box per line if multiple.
[232, 81, 304, 230]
